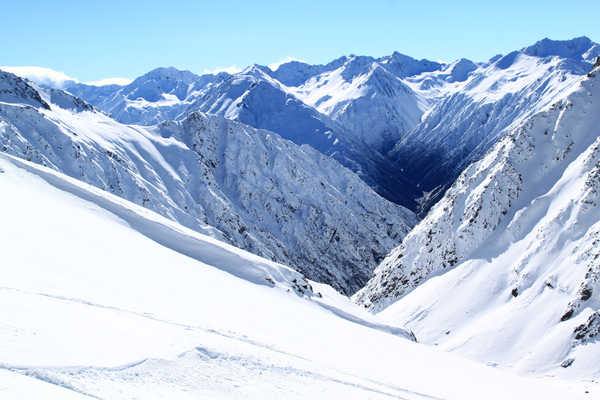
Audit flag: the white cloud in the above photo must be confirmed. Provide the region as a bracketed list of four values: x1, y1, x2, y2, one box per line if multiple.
[85, 77, 132, 86]
[268, 57, 307, 71]
[0, 66, 132, 88]
[202, 65, 242, 75]
[0, 66, 77, 88]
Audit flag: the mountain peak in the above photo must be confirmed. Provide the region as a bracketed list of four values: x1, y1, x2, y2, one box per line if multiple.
[0, 70, 51, 110]
[378, 52, 442, 78]
[446, 58, 477, 82]
[137, 66, 199, 83]
[523, 36, 595, 59]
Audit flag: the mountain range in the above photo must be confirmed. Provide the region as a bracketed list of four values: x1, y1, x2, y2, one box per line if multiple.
[2, 36, 600, 397]
[25, 37, 591, 214]
[356, 50, 600, 379]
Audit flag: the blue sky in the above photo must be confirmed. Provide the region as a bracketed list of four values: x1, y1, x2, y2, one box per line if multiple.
[2, 0, 599, 81]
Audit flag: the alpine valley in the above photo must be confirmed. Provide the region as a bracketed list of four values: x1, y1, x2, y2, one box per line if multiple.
[2, 36, 600, 399]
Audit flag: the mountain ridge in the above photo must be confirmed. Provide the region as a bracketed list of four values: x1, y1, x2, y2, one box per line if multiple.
[0, 70, 415, 294]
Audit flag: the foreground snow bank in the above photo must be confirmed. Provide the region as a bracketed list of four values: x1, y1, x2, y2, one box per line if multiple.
[0, 153, 594, 399]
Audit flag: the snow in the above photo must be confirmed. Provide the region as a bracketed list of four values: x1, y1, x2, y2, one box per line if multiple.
[53, 38, 597, 215]
[390, 37, 596, 212]
[0, 66, 131, 88]
[0, 71, 416, 295]
[0, 152, 595, 399]
[267, 57, 307, 72]
[0, 66, 77, 89]
[2, 38, 600, 397]
[356, 67, 600, 382]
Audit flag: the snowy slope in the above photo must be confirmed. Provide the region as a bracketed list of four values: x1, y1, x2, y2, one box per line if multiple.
[287, 55, 429, 150]
[391, 37, 599, 212]
[181, 64, 426, 207]
[355, 65, 600, 379]
[0, 70, 415, 294]
[183, 65, 347, 157]
[62, 65, 405, 205]
[0, 152, 595, 400]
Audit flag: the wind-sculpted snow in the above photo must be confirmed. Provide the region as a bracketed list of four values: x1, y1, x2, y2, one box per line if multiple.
[0, 71, 415, 294]
[1, 152, 312, 294]
[355, 67, 600, 379]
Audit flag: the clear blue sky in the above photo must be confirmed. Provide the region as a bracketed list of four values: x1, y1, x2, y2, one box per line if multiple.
[2, 0, 599, 81]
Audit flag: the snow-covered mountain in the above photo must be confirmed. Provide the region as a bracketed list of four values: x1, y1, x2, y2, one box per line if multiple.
[0, 70, 415, 294]
[38, 38, 596, 215]
[3, 35, 600, 396]
[1, 151, 593, 400]
[284, 55, 430, 150]
[64, 67, 230, 125]
[355, 65, 600, 378]
[183, 65, 347, 157]
[54, 62, 427, 207]
[392, 37, 599, 212]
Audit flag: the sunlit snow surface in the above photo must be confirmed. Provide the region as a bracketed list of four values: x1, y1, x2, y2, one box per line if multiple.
[357, 68, 600, 387]
[0, 154, 594, 399]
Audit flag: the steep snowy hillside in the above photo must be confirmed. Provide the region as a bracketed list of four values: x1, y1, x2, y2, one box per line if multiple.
[0, 70, 415, 294]
[184, 65, 347, 157]
[355, 65, 600, 379]
[392, 37, 599, 212]
[0, 153, 594, 400]
[177, 64, 425, 207]
[287, 55, 431, 151]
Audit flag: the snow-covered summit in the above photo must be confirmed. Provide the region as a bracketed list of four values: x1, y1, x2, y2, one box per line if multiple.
[22, 37, 596, 215]
[377, 51, 443, 78]
[123, 66, 205, 102]
[523, 36, 597, 59]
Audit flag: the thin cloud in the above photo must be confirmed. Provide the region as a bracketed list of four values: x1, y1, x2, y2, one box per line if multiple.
[0, 66, 77, 88]
[0, 66, 132, 88]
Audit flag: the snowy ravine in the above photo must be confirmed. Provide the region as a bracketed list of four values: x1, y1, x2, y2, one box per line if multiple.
[0, 152, 595, 400]
[0, 70, 416, 295]
[355, 65, 600, 379]
[392, 37, 599, 212]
